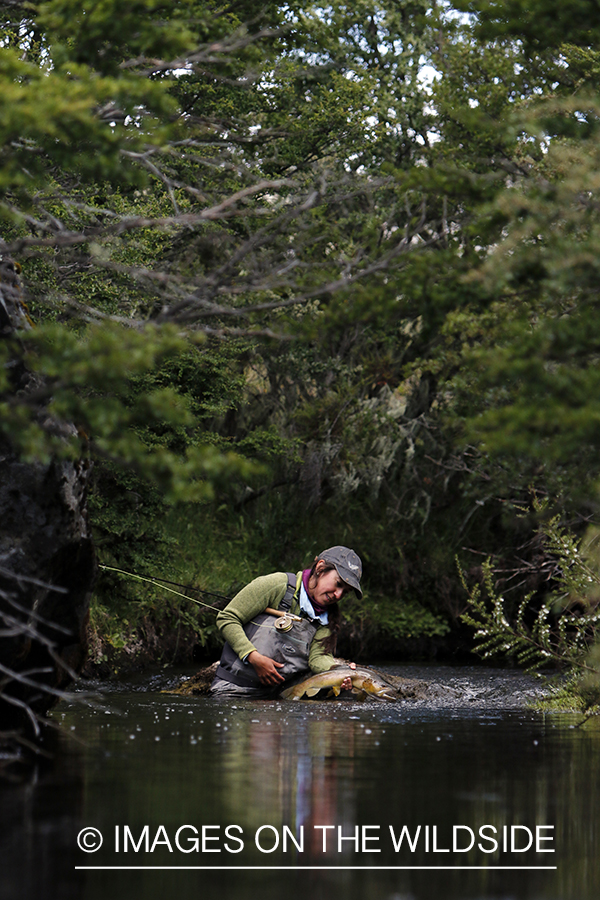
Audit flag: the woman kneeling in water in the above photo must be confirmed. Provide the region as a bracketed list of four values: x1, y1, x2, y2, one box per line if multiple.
[210, 546, 362, 698]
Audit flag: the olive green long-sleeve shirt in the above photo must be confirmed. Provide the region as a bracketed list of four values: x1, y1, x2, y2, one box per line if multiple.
[216, 571, 337, 674]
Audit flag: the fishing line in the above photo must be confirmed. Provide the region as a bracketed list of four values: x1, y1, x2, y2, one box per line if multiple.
[137, 574, 231, 604]
[98, 564, 227, 612]
[98, 565, 287, 629]
[98, 565, 303, 629]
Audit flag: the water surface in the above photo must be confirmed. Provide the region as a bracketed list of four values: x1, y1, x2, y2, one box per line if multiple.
[1, 666, 597, 900]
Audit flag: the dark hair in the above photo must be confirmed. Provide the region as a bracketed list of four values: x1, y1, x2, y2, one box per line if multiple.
[310, 560, 341, 655]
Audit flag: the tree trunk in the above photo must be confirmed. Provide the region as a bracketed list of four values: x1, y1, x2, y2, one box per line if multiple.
[0, 259, 96, 737]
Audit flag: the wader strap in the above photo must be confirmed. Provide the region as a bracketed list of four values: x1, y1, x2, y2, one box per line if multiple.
[279, 572, 298, 612]
[215, 572, 319, 688]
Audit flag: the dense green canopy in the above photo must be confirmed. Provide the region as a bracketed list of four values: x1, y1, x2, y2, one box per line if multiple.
[2, 0, 600, 672]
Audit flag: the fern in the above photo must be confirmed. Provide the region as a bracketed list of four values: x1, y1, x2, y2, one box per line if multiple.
[459, 507, 600, 678]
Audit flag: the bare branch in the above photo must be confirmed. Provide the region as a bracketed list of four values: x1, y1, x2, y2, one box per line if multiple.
[157, 223, 444, 325]
[118, 26, 283, 79]
[0, 179, 294, 255]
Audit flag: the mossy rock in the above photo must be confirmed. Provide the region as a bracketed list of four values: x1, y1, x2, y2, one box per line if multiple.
[165, 661, 220, 695]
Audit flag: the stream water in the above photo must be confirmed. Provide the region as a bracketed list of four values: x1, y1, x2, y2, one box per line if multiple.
[2, 665, 598, 900]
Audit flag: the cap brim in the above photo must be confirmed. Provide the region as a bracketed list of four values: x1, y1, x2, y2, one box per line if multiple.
[335, 565, 362, 599]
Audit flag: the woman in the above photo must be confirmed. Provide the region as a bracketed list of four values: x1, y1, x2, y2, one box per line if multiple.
[210, 546, 362, 697]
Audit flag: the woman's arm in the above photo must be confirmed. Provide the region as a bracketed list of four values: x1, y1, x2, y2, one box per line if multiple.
[308, 625, 356, 688]
[308, 624, 338, 673]
[216, 572, 289, 661]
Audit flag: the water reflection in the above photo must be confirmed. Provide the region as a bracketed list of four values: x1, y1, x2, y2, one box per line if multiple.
[0, 730, 85, 900]
[1, 671, 598, 900]
[215, 711, 363, 856]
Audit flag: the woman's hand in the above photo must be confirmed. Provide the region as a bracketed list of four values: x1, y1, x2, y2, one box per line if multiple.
[247, 651, 285, 685]
[340, 661, 356, 691]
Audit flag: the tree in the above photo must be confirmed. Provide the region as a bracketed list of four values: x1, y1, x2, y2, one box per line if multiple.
[1, 0, 457, 735]
[419, 1, 600, 684]
[6, 0, 599, 727]
[0, 257, 94, 738]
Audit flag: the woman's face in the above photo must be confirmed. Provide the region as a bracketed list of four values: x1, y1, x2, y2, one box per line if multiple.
[310, 565, 351, 607]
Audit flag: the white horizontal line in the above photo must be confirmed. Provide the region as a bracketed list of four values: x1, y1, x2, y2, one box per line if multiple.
[75, 866, 558, 871]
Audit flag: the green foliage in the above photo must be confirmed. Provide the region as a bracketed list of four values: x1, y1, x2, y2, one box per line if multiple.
[7, 0, 600, 671]
[37, 0, 201, 73]
[0, 45, 172, 200]
[460, 510, 600, 680]
[458, 0, 600, 49]
[344, 595, 450, 651]
[3, 321, 256, 498]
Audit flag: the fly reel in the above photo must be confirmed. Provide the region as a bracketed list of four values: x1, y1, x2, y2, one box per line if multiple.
[274, 615, 294, 632]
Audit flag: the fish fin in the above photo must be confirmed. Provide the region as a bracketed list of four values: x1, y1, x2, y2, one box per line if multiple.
[330, 686, 341, 697]
[281, 686, 303, 701]
[373, 686, 397, 701]
[305, 687, 321, 697]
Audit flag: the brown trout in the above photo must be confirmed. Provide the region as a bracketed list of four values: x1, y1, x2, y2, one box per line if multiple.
[280, 665, 398, 701]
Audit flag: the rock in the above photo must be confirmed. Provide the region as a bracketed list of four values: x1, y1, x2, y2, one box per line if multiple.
[164, 662, 220, 695]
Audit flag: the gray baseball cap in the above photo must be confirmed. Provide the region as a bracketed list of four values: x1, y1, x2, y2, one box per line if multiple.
[317, 546, 363, 598]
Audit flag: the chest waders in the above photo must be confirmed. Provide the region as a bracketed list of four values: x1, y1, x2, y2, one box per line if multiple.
[214, 573, 321, 689]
